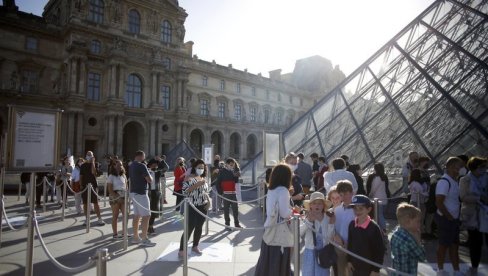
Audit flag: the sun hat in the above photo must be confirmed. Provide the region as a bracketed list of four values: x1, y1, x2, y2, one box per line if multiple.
[303, 192, 332, 210]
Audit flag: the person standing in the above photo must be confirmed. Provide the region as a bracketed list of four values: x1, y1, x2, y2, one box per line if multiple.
[56, 156, 72, 208]
[71, 158, 84, 215]
[129, 151, 155, 247]
[402, 151, 419, 193]
[366, 163, 390, 234]
[80, 151, 105, 226]
[323, 158, 358, 194]
[173, 157, 186, 211]
[20, 172, 31, 205]
[147, 159, 163, 235]
[459, 156, 488, 275]
[295, 152, 313, 195]
[284, 152, 304, 207]
[310, 153, 320, 191]
[107, 159, 128, 239]
[435, 157, 464, 276]
[213, 158, 242, 229]
[178, 159, 209, 258]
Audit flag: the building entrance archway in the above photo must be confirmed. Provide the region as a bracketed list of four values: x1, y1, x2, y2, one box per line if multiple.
[190, 129, 204, 155]
[123, 121, 144, 160]
[211, 130, 223, 156]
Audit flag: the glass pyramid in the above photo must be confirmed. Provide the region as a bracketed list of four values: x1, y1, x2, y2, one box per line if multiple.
[241, 0, 488, 190]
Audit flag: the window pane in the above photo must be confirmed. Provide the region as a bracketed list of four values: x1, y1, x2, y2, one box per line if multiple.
[88, 0, 104, 24]
[90, 40, 101, 54]
[128, 10, 140, 34]
[20, 70, 38, 93]
[26, 37, 38, 50]
[160, 85, 171, 110]
[234, 103, 241, 120]
[161, 20, 172, 43]
[87, 72, 101, 101]
[125, 74, 142, 108]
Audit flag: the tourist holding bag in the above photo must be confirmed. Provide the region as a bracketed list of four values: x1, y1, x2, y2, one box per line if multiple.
[255, 164, 295, 276]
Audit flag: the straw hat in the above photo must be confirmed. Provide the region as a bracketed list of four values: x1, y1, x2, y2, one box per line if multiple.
[303, 192, 332, 210]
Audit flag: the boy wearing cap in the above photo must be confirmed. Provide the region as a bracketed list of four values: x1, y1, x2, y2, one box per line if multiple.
[347, 195, 385, 276]
[390, 203, 425, 275]
[301, 192, 336, 276]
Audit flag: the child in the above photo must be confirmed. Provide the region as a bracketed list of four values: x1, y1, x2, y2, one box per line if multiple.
[333, 180, 356, 276]
[347, 195, 385, 276]
[301, 192, 335, 276]
[390, 203, 425, 275]
[327, 186, 342, 210]
[408, 168, 428, 234]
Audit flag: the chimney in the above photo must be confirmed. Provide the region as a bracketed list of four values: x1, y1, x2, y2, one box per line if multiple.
[269, 69, 282, 81]
[3, 0, 18, 12]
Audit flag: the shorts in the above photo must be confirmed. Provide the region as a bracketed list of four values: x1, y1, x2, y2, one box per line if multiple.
[130, 192, 150, 217]
[109, 190, 126, 206]
[81, 185, 99, 204]
[434, 213, 460, 246]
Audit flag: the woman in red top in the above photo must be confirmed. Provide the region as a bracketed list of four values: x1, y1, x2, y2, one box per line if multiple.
[173, 157, 186, 211]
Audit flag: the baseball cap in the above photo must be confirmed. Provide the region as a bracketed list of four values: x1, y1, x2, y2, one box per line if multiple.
[349, 195, 372, 207]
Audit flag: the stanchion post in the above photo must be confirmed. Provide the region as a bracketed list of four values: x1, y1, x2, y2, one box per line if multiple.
[293, 214, 300, 276]
[103, 175, 107, 208]
[25, 172, 36, 276]
[0, 195, 3, 247]
[86, 183, 92, 233]
[416, 192, 421, 208]
[123, 190, 128, 251]
[183, 198, 189, 276]
[18, 181, 22, 201]
[42, 177, 47, 213]
[160, 177, 165, 221]
[374, 198, 379, 224]
[96, 248, 108, 276]
[61, 179, 67, 221]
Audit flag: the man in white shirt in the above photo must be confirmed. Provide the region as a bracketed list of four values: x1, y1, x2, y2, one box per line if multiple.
[435, 157, 463, 276]
[323, 158, 358, 194]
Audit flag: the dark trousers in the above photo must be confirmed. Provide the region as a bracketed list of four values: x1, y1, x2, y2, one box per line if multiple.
[179, 205, 207, 250]
[149, 190, 161, 226]
[468, 229, 488, 268]
[223, 194, 239, 226]
[175, 192, 184, 211]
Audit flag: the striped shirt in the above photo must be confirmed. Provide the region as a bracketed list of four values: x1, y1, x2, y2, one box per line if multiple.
[183, 177, 209, 207]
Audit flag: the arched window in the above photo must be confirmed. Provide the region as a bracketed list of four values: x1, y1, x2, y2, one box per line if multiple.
[90, 40, 101, 54]
[161, 20, 172, 43]
[88, 0, 104, 24]
[128, 9, 140, 34]
[125, 74, 142, 108]
[160, 85, 171, 110]
[162, 57, 171, 70]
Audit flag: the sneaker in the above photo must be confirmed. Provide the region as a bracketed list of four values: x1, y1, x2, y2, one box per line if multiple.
[113, 234, 123, 239]
[148, 226, 156, 235]
[131, 239, 141, 245]
[225, 223, 232, 231]
[191, 247, 203, 255]
[234, 224, 242, 228]
[140, 239, 156, 247]
[97, 219, 105, 226]
[164, 199, 168, 204]
[82, 221, 87, 226]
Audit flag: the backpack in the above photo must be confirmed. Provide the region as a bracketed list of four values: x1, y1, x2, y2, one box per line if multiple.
[425, 177, 451, 213]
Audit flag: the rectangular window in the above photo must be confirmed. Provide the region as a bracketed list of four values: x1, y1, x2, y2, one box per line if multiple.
[250, 107, 256, 122]
[87, 72, 101, 101]
[25, 37, 38, 51]
[234, 103, 241, 120]
[88, 1, 104, 24]
[277, 112, 282, 125]
[252, 86, 256, 96]
[218, 102, 225, 118]
[200, 99, 209, 116]
[202, 75, 208, 87]
[264, 109, 270, 124]
[160, 85, 171, 110]
[20, 70, 38, 93]
[236, 83, 241, 93]
[220, 80, 225, 91]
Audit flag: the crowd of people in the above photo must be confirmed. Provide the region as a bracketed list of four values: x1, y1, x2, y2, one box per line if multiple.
[19, 149, 488, 275]
[255, 151, 487, 276]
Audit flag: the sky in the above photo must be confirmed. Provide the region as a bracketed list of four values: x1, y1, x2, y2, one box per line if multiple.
[14, 0, 435, 77]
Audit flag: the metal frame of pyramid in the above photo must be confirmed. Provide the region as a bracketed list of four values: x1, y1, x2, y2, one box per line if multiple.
[241, 0, 487, 185]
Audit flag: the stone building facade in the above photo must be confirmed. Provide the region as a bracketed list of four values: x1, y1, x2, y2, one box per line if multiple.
[0, 0, 343, 162]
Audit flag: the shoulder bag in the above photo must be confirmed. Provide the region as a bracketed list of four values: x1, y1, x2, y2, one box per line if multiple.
[312, 224, 337, 268]
[262, 201, 293, 247]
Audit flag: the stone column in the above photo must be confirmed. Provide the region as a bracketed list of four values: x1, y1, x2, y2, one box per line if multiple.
[75, 112, 84, 156]
[151, 72, 157, 106]
[117, 65, 125, 99]
[106, 115, 115, 154]
[69, 58, 78, 95]
[176, 123, 182, 143]
[115, 115, 123, 157]
[78, 58, 86, 95]
[148, 119, 156, 156]
[66, 112, 75, 154]
[109, 64, 117, 99]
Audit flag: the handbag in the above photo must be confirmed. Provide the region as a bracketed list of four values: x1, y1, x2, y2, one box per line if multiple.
[312, 224, 337, 268]
[204, 192, 212, 211]
[262, 201, 293, 247]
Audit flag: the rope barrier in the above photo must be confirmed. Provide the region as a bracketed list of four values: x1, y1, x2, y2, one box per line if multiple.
[214, 192, 267, 204]
[64, 183, 89, 196]
[166, 186, 185, 196]
[33, 213, 96, 273]
[187, 201, 292, 231]
[1, 197, 29, 231]
[239, 184, 259, 192]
